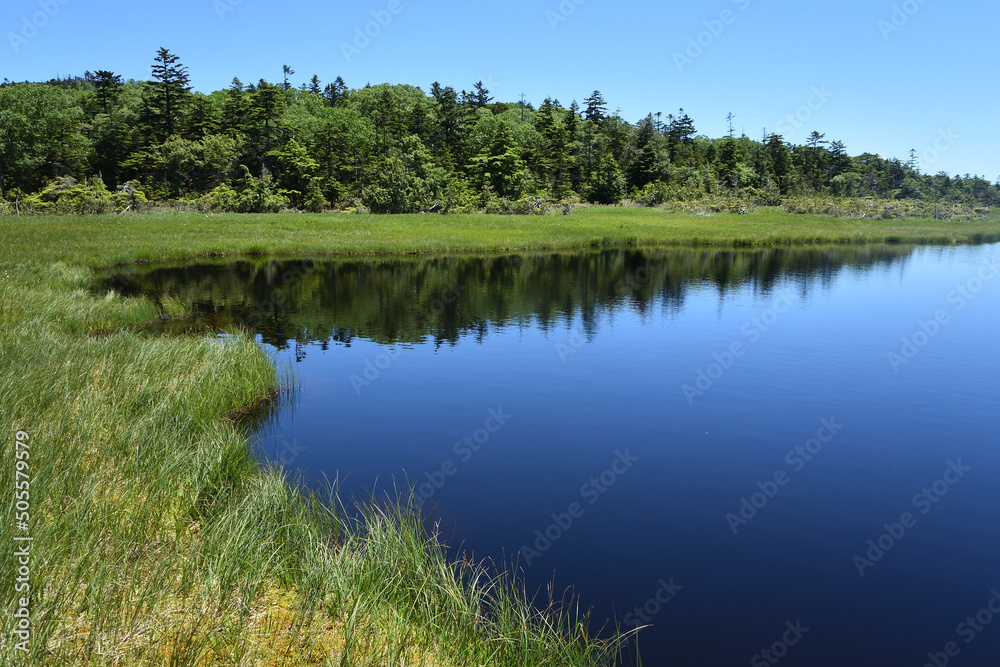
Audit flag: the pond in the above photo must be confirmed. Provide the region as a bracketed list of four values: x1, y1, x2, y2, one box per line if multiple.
[98, 243, 1000, 666]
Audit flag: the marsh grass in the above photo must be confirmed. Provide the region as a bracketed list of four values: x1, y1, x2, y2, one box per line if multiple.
[0, 220, 633, 665]
[2, 207, 995, 664]
[4, 207, 999, 269]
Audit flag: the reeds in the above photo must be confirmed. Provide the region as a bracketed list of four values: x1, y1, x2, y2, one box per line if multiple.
[1, 245, 624, 665]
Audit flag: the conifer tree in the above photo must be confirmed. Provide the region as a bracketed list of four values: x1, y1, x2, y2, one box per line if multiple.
[584, 90, 607, 122]
[92, 70, 122, 115]
[471, 80, 493, 109]
[324, 76, 348, 106]
[149, 48, 190, 138]
[468, 119, 526, 199]
[251, 81, 286, 172]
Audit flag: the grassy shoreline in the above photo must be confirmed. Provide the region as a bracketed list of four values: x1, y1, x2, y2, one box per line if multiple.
[7, 207, 1000, 270]
[2, 208, 998, 665]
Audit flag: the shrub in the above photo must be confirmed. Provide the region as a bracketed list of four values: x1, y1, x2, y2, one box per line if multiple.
[1, 177, 146, 214]
[300, 179, 329, 213]
[781, 196, 987, 220]
[202, 168, 289, 213]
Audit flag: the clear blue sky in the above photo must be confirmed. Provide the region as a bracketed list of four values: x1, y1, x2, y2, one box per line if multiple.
[3, 0, 997, 180]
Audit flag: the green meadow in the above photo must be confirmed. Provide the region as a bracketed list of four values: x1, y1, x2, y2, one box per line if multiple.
[2, 207, 998, 665]
[8, 208, 1000, 267]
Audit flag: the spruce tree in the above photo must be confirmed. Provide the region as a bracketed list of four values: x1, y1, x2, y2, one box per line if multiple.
[186, 95, 220, 140]
[566, 101, 580, 137]
[430, 82, 464, 167]
[566, 101, 583, 191]
[90, 70, 124, 188]
[92, 70, 122, 115]
[150, 48, 191, 138]
[471, 80, 493, 109]
[251, 81, 286, 173]
[544, 121, 574, 199]
[322, 77, 348, 107]
[829, 140, 850, 180]
[584, 90, 607, 122]
[586, 151, 625, 204]
[765, 134, 793, 193]
[629, 115, 660, 189]
[223, 78, 250, 137]
[468, 119, 525, 199]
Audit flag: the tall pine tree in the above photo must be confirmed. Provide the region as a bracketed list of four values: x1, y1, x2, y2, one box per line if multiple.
[149, 48, 190, 138]
[584, 90, 607, 122]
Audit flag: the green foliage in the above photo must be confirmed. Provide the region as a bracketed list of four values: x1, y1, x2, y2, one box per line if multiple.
[468, 119, 528, 203]
[204, 166, 288, 213]
[0, 67, 997, 215]
[634, 177, 707, 206]
[586, 152, 626, 205]
[831, 172, 863, 197]
[148, 47, 191, 138]
[235, 168, 289, 213]
[361, 138, 448, 214]
[122, 134, 238, 198]
[202, 183, 240, 211]
[11, 176, 146, 214]
[361, 155, 416, 214]
[781, 196, 988, 221]
[0, 83, 89, 193]
[681, 196, 756, 215]
[267, 138, 320, 208]
[441, 178, 476, 213]
[300, 178, 329, 213]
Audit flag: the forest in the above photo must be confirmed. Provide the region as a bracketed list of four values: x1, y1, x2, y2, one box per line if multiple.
[1, 48, 997, 217]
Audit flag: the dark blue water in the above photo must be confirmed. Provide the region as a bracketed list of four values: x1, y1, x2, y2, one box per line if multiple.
[101, 244, 1000, 666]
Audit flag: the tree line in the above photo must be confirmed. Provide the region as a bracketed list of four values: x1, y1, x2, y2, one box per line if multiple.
[1, 48, 997, 215]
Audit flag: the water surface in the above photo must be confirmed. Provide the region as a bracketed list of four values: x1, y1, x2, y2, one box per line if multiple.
[99, 244, 1000, 666]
